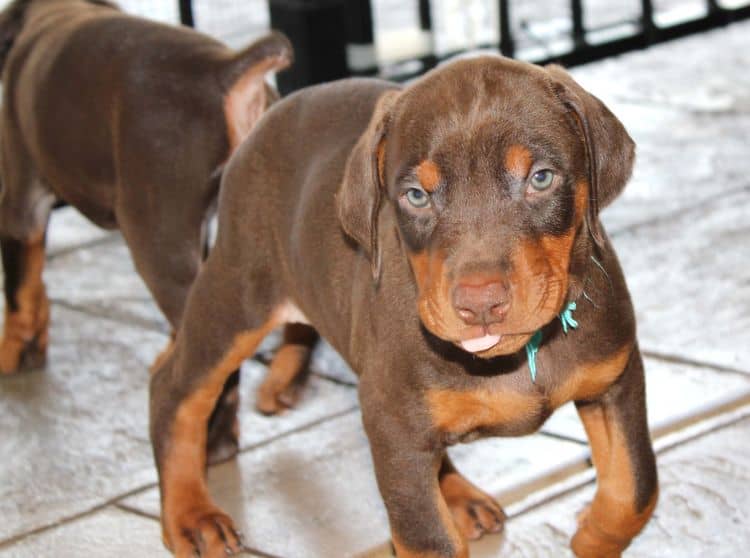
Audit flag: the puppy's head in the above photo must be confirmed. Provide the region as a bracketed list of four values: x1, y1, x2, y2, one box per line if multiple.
[338, 56, 634, 358]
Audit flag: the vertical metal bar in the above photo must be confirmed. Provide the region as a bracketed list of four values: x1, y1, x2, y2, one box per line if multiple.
[641, 0, 656, 43]
[498, 0, 514, 57]
[269, 0, 349, 94]
[345, 0, 375, 44]
[178, 0, 194, 27]
[419, 0, 432, 31]
[343, 0, 377, 74]
[571, 0, 586, 46]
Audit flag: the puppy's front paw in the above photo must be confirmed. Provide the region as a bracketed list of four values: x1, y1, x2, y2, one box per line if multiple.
[571, 503, 628, 558]
[164, 507, 243, 558]
[441, 472, 506, 540]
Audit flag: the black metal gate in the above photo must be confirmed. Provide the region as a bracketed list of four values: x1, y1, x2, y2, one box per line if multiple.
[178, 0, 750, 94]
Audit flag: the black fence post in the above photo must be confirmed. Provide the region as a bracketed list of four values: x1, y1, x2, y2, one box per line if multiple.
[641, 0, 656, 44]
[417, 0, 438, 72]
[419, 0, 431, 31]
[178, 0, 194, 27]
[571, 0, 586, 47]
[269, 0, 350, 95]
[498, 0, 514, 57]
[344, 0, 377, 75]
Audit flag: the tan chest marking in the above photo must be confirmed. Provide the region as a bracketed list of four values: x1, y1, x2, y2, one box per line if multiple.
[427, 387, 542, 436]
[550, 343, 633, 408]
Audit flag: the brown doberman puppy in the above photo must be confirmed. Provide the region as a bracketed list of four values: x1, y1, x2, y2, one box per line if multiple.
[151, 55, 658, 557]
[0, 0, 290, 457]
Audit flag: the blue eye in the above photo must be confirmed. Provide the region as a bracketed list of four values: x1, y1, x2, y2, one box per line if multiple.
[405, 188, 430, 208]
[530, 170, 554, 191]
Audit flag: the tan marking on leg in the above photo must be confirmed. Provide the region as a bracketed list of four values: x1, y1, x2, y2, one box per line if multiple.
[577, 403, 611, 478]
[416, 160, 441, 192]
[572, 401, 658, 557]
[0, 234, 49, 374]
[550, 343, 633, 408]
[427, 388, 541, 436]
[504, 144, 533, 178]
[256, 322, 317, 415]
[161, 316, 279, 553]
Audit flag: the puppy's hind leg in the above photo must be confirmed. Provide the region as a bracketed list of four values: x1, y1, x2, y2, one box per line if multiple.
[0, 147, 55, 374]
[256, 322, 319, 415]
[119, 192, 241, 464]
[0, 230, 51, 374]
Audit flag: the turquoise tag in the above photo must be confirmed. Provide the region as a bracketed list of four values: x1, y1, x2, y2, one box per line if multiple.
[525, 301, 578, 383]
[525, 330, 543, 383]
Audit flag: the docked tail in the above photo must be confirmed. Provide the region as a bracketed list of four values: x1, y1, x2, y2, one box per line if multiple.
[219, 31, 293, 150]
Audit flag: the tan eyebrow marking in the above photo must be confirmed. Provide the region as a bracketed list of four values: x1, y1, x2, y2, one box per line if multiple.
[416, 159, 441, 192]
[504, 144, 533, 178]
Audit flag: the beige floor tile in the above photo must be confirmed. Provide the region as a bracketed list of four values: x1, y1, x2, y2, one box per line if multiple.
[122, 411, 588, 558]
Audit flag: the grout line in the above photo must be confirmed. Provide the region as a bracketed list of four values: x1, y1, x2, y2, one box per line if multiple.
[112, 503, 284, 558]
[49, 298, 169, 335]
[609, 184, 750, 238]
[641, 348, 750, 378]
[234, 405, 360, 458]
[506, 400, 750, 521]
[0, 482, 159, 550]
[108, 405, 360, 507]
[652, 396, 750, 450]
[112, 501, 160, 522]
[310, 370, 359, 388]
[0, 406, 359, 551]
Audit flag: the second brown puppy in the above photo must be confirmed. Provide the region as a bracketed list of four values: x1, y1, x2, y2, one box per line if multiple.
[151, 56, 658, 557]
[0, 0, 291, 458]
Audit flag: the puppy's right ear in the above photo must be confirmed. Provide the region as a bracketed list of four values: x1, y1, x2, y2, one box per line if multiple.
[337, 90, 400, 282]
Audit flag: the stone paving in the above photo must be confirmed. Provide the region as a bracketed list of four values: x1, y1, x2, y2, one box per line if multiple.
[2, 12, 750, 558]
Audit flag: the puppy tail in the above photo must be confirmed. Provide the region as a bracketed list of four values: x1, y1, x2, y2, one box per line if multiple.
[217, 31, 293, 149]
[218, 31, 293, 91]
[0, 0, 31, 74]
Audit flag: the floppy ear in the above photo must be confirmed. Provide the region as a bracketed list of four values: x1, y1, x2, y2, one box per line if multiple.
[545, 65, 635, 245]
[336, 90, 400, 281]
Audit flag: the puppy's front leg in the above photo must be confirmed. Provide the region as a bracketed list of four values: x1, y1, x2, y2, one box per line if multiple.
[150, 256, 278, 557]
[573, 346, 658, 558]
[361, 394, 468, 558]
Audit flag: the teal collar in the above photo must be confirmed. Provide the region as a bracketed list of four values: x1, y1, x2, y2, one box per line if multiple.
[525, 301, 578, 383]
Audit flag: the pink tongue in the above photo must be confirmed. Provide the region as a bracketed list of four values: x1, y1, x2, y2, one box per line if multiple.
[460, 334, 501, 353]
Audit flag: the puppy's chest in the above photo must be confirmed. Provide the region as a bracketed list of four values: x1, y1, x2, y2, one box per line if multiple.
[426, 345, 630, 444]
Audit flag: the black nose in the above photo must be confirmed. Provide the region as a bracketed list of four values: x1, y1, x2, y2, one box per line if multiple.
[452, 279, 510, 326]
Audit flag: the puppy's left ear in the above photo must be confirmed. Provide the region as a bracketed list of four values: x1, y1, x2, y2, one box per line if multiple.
[337, 90, 400, 281]
[545, 65, 635, 245]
